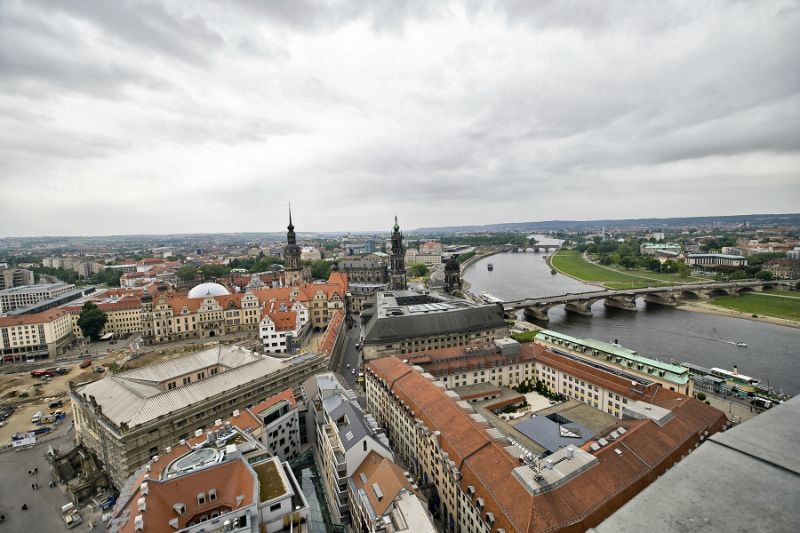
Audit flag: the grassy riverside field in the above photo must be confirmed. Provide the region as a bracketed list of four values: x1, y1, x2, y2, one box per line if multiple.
[710, 291, 800, 321]
[550, 249, 706, 289]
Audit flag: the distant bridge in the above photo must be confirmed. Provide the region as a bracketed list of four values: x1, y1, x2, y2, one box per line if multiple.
[502, 280, 793, 322]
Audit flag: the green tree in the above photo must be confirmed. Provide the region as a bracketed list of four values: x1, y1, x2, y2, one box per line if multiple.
[200, 264, 229, 279]
[755, 270, 773, 281]
[305, 260, 331, 280]
[177, 265, 198, 282]
[407, 263, 430, 277]
[696, 392, 707, 401]
[676, 262, 690, 278]
[77, 302, 108, 341]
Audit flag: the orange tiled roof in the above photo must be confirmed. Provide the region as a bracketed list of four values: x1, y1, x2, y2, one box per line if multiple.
[250, 388, 297, 415]
[367, 356, 726, 533]
[114, 458, 255, 533]
[351, 450, 421, 517]
[318, 310, 344, 356]
[0, 308, 67, 326]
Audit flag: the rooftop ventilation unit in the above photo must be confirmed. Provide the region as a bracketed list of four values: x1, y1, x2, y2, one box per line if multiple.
[165, 446, 172, 453]
[140, 482, 149, 495]
[232, 410, 240, 417]
[598, 438, 609, 446]
[195, 429, 203, 437]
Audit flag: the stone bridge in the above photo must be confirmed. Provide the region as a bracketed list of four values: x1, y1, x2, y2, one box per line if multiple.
[502, 280, 792, 322]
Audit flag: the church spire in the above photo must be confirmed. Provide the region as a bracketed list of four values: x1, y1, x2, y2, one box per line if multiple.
[288, 203, 294, 231]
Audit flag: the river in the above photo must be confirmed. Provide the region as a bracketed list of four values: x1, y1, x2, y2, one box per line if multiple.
[464, 252, 800, 395]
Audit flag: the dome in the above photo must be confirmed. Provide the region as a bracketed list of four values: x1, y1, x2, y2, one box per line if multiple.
[187, 282, 231, 299]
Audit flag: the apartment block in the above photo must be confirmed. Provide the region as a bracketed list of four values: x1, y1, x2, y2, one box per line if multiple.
[302, 373, 393, 525]
[71, 345, 327, 488]
[0, 308, 76, 363]
[366, 356, 726, 533]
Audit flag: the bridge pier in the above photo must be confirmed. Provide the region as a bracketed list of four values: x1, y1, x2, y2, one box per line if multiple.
[564, 302, 593, 316]
[524, 306, 550, 323]
[604, 295, 638, 311]
[643, 292, 679, 307]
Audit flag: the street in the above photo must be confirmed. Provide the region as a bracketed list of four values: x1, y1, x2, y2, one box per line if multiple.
[338, 322, 363, 390]
[0, 423, 86, 532]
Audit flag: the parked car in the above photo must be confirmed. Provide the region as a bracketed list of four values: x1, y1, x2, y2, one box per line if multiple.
[55, 367, 69, 375]
[31, 369, 56, 378]
[48, 399, 64, 409]
[79, 358, 92, 369]
[31, 411, 43, 423]
[93, 366, 106, 373]
[0, 405, 15, 421]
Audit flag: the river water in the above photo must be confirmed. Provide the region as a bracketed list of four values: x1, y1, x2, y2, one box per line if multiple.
[464, 252, 800, 395]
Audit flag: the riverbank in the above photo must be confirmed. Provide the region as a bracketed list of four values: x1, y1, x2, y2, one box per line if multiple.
[678, 301, 800, 330]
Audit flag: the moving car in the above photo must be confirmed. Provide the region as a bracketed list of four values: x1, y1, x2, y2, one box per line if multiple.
[79, 358, 92, 369]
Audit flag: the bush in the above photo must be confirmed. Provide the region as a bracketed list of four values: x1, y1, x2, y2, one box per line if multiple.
[696, 392, 707, 401]
[511, 331, 538, 343]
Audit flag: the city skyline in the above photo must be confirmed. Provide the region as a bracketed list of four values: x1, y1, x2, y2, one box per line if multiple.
[2, 0, 799, 236]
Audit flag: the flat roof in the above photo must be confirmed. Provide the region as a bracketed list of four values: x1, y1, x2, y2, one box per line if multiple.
[537, 330, 688, 378]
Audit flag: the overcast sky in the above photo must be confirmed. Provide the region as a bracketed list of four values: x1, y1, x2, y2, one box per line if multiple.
[1, 0, 799, 236]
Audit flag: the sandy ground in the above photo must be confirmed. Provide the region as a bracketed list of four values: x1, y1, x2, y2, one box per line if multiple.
[501, 391, 555, 421]
[0, 362, 111, 445]
[678, 301, 800, 330]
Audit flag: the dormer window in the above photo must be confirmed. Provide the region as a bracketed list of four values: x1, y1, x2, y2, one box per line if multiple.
[209, 489, 217, 502]
[197, 492, 206, 505]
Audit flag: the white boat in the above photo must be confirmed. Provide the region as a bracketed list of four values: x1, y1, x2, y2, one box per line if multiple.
[735, 342, 748, 347]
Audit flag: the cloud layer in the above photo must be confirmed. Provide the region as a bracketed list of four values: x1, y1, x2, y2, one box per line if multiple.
[1, 0, 798, 236]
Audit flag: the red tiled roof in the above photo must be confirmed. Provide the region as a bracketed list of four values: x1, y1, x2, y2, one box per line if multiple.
[250, 388, 297, 415]
[0, 308, 68, 326]
[367, 355, 727, 533]
[318, 310, 344, 356]
[114, 459, 255, 533]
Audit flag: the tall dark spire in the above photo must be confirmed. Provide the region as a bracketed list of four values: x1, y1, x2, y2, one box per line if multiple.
[287, 203, 296, 245]
[389, 216, 407, 290]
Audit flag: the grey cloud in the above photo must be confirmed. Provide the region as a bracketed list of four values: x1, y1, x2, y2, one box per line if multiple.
[28, 0, 224, 65]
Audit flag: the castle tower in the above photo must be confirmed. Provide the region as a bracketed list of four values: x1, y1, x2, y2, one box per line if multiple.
[284, 205, 303, 287]
[444, 255, 462, 294]
[389, 216, 407, 291]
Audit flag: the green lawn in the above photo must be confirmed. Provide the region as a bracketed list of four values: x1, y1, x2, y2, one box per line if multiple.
[711, 293, 800, 321]
[762, 289, 800, 299]
[551, 250, 700, 289]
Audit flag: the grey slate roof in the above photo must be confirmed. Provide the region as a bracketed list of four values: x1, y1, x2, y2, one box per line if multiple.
[363, 291, 506, 343]
[77, 346, 288, 428]
[514, 415, 595, 454]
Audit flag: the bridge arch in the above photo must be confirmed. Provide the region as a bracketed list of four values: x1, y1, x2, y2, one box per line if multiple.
[679, 290, 704, 300]
[707, 288, 732, 297]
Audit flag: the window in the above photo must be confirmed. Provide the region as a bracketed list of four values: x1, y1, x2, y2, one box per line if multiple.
[269, 503, 282, 512]
[209, 489, 217, 501]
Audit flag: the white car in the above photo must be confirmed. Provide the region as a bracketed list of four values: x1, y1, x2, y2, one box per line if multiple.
[352, 368, 356, 375]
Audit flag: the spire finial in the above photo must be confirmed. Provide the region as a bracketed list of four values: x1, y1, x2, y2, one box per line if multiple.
[288, 202, 294, 231]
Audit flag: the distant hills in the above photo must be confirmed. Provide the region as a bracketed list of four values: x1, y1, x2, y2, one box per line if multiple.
[411, 213, 800, 234]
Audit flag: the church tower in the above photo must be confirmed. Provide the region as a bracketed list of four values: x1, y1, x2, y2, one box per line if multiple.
[444, 255, 462, 294]
[389, 216, 407, 291]
[284, 206, 303, 287]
